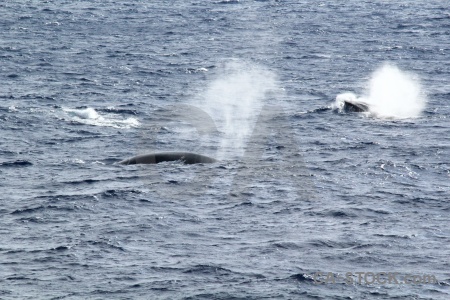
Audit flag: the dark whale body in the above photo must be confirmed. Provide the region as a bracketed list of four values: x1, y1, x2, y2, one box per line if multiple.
[119, 152, 217, 165]
[342, 100, 370, 113]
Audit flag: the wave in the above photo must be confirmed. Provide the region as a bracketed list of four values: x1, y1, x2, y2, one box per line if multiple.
[61, 107, 140, 129]
[0, 160, 33, 167]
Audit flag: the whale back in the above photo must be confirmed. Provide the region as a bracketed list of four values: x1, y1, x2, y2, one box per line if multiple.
[343, 100, 369, 112]
[120, 152, 217, 165]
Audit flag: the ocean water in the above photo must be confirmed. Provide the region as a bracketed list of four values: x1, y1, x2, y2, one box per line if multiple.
[1, 0, 449, 299]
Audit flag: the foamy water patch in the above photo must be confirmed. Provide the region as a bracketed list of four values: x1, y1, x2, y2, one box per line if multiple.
[62, 107, 140, 129]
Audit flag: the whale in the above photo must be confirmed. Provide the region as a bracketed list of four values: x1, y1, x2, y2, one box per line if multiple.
[119, 152, 217, 165]
[341, 99, 370, 112]
[334, 93, 371, 113]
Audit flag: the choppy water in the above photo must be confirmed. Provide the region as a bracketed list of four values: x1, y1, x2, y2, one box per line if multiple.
[1, 1, 449, 299]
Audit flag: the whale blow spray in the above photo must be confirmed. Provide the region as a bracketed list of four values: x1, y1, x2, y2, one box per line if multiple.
[200, 61, 278, 159]
[336, 63, 427, 119]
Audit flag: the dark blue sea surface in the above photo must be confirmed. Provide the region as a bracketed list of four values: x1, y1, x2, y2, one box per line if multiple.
[1, 0, 449, 299]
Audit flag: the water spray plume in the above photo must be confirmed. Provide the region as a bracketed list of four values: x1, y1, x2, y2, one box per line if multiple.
[335, 63, 426, 119]
[199, 61, 278, 159]
[365, 64, 426, 118]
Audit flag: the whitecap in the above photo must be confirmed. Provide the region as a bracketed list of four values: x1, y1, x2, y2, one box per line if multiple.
[61, 107, 140, 129]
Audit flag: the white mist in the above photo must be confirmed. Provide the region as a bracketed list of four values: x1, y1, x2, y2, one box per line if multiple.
[365, 64, 426, 118]
[198, 61, 278, 159]
[336, 63, 427, 119]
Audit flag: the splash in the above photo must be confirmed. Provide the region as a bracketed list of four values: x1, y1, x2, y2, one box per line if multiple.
[333, 92, 359, 111]
[62, 107, 140, 129]
[197, 61, 278, 159]
[336, 64, 426, 119]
